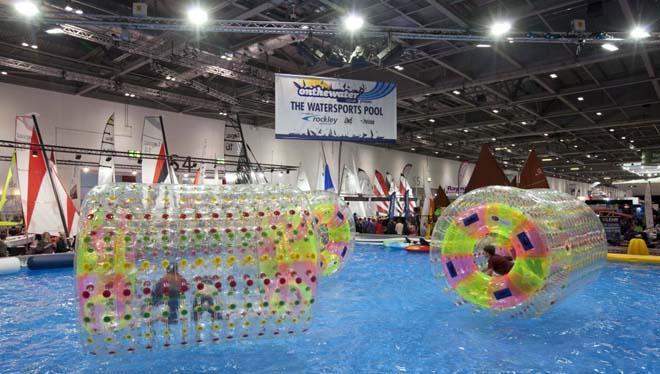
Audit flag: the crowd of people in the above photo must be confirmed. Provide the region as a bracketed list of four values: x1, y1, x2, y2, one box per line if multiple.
[354, 214, 430, 237]
[0, 225, 73, 257]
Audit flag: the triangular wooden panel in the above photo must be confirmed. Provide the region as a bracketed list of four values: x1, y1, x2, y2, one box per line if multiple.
[518, 149, 550, 189]
[464, 144, 511, 193]
[434, 184, 450, 208]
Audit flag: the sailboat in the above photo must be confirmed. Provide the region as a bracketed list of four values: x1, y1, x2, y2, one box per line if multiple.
[0, 152, 23, 227]
[316, 144, 335, 191]
[98, 114, 116, 185]
[373, 170, 390, 216]
[141, 116, 177, 184]
[295, 166, 311, 191]
[357, 168, 375, 217]
[15, 114, 80, 236]
[397, 164, 417, 214]
[193, 164, 206, 185]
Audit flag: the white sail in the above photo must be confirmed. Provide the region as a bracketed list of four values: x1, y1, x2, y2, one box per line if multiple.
[296, 168, 311, 191]
[142, 116, 176, 184]
[15, 115, 79, 236]
[357, 168, 374, 217]
[98, 113, 115, 185]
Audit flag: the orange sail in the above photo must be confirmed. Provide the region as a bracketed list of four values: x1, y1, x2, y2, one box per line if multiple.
[464, 144, 511, 193]
[518, 149, 550, 189]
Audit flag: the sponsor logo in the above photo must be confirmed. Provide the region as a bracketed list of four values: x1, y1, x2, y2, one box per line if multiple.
[294, 79, 365, 103]
[301, 114, 338, 125]
[344, 117, 353, 124]
[361, 118, 375, 125]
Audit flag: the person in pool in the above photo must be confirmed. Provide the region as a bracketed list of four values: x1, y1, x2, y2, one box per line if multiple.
[152, 263, 189, 324]
[482, 244, 514, 276]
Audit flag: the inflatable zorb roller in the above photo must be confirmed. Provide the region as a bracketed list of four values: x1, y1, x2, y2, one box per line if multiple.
[307, 191, 354, 276]
[75, 184, 352, 355]
[430, 186, 607, 317]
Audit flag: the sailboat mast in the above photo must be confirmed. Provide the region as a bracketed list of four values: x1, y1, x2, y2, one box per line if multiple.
[158, 116, 175, 182]
[32, 114, 69, 237]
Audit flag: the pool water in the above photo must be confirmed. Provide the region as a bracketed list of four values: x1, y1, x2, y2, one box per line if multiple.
[1, 244, 658, 373]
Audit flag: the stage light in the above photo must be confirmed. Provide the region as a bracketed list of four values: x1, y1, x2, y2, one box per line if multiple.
[491, 138, 496, 141]
[609, 128, 614, 132]
[630, 26, 650, 39]
[490, 21, 511, 37]
[14, 1, 39, 17]
[543, 133, 549, 137]
[521, 121, 527, 125]
[577, 96, 584, 101]
[46, 28, 64, 34]
[601, 43, 619, 52]
[187, 6, 208, 25]
[492, 109, 499, 113]
[64, 5, 73, 12]
[343, 14, 364, 32]
[428, 119, 435, 123]
[376, 43, 403, 65]
[393, 65, 404, 71]
[476, 44, 491, 48]
[410, 148, 416, 151]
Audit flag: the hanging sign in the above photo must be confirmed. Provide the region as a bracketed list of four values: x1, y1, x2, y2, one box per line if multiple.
[275, 74, 397, 143]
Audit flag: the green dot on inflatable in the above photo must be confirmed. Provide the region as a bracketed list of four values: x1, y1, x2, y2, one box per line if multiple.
[279, 301, 285, 306]
[214, 305, 221, 311]
[180, 235, 188, 241]
[162, 311, 169, 317]
[294, 300, 300, 305]
[181, 309, 188, 315]
[124, 314, 132, 320]
[261, 232, 268, 238]
[143, 312, 150, 318]
[310, 298, 315, 304]
[262, 302, 268, 307]
[229, 304, 236, 310]
[124, 236, 131, 242]
[103, 316, 111, 323]
[246, 303, 253, 308]
[83, 236, 91, 243]
[83, 316, 91, 323]
[195, 306, 202, 312]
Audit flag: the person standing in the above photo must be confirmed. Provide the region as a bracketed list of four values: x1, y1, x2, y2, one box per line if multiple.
[0, 232, 8, 257]
[395, 219, 404, 236]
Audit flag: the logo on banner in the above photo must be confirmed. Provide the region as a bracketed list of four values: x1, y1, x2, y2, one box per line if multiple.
[301, 114, 338, 125]
[294, 79, 365, 103]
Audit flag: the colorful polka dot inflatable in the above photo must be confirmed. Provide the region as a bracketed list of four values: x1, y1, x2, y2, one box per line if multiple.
[75, 184, 322, 355]
[307, 192, 354, 276]
[430, 186, 607, 317]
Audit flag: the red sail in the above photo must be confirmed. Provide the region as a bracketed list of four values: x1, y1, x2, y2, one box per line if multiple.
[464, 144, 511, 193]
[518, 149, 550, 189]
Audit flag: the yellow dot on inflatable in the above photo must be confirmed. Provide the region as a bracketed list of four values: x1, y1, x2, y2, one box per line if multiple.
[242, 255, 254, 265]
[212, 256, 222, 267]
[276, 254, 285, 261]
[140, 261, 150, 271]
[275, 319, 282, 324]
[161, 259, 170, 270]
[84, 263, 94, 272]
[196, 325, 203, 331]
[179, 259, 188, 269]
[182, 328, 188, 335]
[102, 262, 112, 271]
[124, 335, 132, 340]
[212, 324, 220, 331]
[260, 320, 267, 325]
[105, 336, 113, 343]
[228, 322, 236, 328]
[243, 321, 251, 327]
[260, 254, 270, 262]
[163, 329, 171, 337]
[227, 256, 236, 266]
[194, 257, 205, 267]
[86, 337, 93, 343]
[123, 262, 133, 271]
[144, 332, 152, 338]
[290, 253, 301, 260]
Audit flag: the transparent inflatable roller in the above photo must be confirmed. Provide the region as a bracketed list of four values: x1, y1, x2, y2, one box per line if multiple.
[75, 184, 324, 355]
[430, 186, 607, 317]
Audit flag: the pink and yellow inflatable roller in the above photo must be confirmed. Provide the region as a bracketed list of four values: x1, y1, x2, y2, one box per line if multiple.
[75, 184, 353, 356]
[430, 186, 607, 317]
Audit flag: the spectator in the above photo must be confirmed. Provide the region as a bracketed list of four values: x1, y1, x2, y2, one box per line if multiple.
[55, 232, 69, 253]
[365, 218, 376, 234]
[374, 219, 385, 234]
[0, 232, 8, 257]
[395, 219, 404, 235]
[32, 232, 55, 255]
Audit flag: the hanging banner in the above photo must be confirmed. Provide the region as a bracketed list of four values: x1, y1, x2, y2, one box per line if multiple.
[275, 73, 397, 143]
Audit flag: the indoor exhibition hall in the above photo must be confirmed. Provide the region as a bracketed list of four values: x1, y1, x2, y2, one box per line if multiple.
[0, 0, 658, 373]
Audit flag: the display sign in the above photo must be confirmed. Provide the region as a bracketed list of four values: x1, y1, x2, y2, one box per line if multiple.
[599, 216, 622, 243]
[641, 150, 660, 165]
[275, 74, 397, 143]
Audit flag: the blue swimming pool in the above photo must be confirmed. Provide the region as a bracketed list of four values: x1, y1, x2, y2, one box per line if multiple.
[1, 245, 658, 373]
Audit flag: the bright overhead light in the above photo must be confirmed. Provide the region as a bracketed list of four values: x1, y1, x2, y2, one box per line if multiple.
[601, 43, 619, 52]
[491, 137, 496, 141]
[543, 133, 549, 137]
[130, 94, 135, 98]
[343, 14, 364, 32]
[549, 73, 558, 79]
[45, 27, 64, 34]
[410, 148, 416, 151]
[301, 25, 309, 30]
[596, 112, 602, 116]
[456, 156, 460, 159]
[30, 44, 38, 49]
[131, 170, 137, 176]
[463, 129, 469, 133]
[476, 44, 491, 48]
[452, 90, 460, 95]
[65, 5, 73, 12]
[447, 143, 453, 146]
[416, 135, 422, 139]
[630, 140, 635, 143]
[1, 71, 6, 75]
[74, 9, 83, 15]
[187, 6, 209, 25]
[82, 167, 90, 173]
[542, 158, 553, 162]
[570, 167, 580, 171]
[573, 145, 578, 148]
[393, 65, 404, 71]
[21, 42, 29, 47]
[14, 1, 39, 17]
[609, 128, 615, 132]
[492, 109, 499, 113]
[559, 138, 564, 142]
[521, 121, 527, 125]
[577, 96, 584, 101]
[428, 119, 435, 123]
[630, 26, 650, 39]
[621, 136, 626, 140]
[490, 21, 512, 37]
[434, 151, 439, 154]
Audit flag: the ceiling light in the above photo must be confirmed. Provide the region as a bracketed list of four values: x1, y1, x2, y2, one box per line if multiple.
[45, 27, 64, 34]
[393, 65, 404, 71]
[186, 6, 209, 25]
[559, 139, 564, 142]
[456, 156, 460, 159]
[570, 167, 580, 171]
[130, 94, 135, 98]
[343, 14, 364, 32]
[65, 5, 73, 12]
[410, 148, 416, 151]
[165, 75, 172, 80]
[630, 26, 650, 39]
[586, 154, 591, 158]
[597, 112, 602, 116]
[82, 167, 90, 173]
[490, 21, 512, 37]
[416, 135, 422, 139]
[447, 143, 453, 146]
[621, 136, 626, 140]
[428, 119, 435, 123]
[434, 151, 439, 154]
[573, 145, 578, 148]
[1, 71, 6, 75]
[521, 121, 527, 125]
[577, 97, 584, 101]
[492, 109, 499, 113]
[601, 43, 619, 52]
[542, 158, 553, 162]
[549, 73, 558, 79]
[543, 133, 549, 137]
[301, 25, 309, 30]
[31, 44, 38, 49]
[609, 128, 614, 132]
[491, 137, 496, 141]
[131, 170, 137, 176]
[74, 9, 83, 14]
[21, 42, 28, 47]
[463, 129, 469, 133]
[14, 1, 39, 17]
[630, 140, 635, 143]
[476, 44, 491, 48]
[124, 93, 130, 96]
[452, 90, 460, 95]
